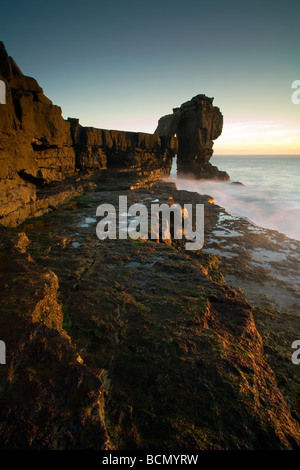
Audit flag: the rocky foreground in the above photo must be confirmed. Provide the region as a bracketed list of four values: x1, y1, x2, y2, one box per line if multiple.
[0, 178, 299, 449]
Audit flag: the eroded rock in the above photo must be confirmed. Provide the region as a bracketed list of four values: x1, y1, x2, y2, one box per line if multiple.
[155, 94, 229, 180]
[0, 225, 112, 449]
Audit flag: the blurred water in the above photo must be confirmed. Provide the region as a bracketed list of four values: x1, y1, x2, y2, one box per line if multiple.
[169, 155, 300, 241]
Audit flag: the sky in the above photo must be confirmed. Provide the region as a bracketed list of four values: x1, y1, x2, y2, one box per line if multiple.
[1, 0, 300, 154]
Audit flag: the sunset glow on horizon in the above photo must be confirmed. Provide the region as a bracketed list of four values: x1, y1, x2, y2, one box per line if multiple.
[213, 120, 300, 155]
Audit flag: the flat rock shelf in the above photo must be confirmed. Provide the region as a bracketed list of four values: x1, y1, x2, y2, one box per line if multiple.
[0, 180, 299, 449]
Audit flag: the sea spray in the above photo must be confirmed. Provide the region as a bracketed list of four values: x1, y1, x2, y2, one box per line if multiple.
[170, 155, 300, 241]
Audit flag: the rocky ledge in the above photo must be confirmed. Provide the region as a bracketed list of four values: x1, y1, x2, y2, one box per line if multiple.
[0, 180, 299, 449]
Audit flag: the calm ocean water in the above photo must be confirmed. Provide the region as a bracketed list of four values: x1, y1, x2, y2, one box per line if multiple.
[170, 155, 300, 241]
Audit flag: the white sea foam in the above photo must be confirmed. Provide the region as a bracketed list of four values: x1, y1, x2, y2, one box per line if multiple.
[170, 155, 300, 241]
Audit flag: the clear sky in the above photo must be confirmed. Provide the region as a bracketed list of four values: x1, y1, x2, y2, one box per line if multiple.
[1, 0, 300, 154]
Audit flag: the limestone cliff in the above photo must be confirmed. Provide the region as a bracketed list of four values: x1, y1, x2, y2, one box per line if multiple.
[155, 94, 229, 180]
[69, 119, 177, 173]
[0, 42, 177, 227]
[0, 42, 76, 226]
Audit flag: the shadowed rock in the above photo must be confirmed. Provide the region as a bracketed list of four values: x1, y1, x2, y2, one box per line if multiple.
[155, 94, 229, 180]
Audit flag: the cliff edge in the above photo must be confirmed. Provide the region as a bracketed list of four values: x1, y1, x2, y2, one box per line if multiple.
[0, 42, 177, 227]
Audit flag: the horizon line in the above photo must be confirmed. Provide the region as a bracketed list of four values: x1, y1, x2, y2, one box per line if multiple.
[213, 153, 300, 156]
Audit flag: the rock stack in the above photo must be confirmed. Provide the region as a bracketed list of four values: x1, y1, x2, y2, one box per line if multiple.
[155, 94, 229, 180]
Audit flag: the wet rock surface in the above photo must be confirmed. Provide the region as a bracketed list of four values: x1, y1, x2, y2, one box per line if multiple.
[1, 180, 299, 449]
[204, 208, 300, 424]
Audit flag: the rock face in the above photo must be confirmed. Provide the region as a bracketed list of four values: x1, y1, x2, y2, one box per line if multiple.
[69, 119, 177, 173]
[0, 42, 177, 227]
[155, 95, 229, 180]
[0, 42, 77, 226]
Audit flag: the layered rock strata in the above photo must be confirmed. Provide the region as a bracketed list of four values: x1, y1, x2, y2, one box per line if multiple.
[0, 42, 177, 227]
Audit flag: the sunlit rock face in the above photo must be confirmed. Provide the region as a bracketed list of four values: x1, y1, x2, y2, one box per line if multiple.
[68, 119, 177, 174]
[0, 42, 177, 226]
[0, 41, 77, 226]
[155, 94, 229, 180]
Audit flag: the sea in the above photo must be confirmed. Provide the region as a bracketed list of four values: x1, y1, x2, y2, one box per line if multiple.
[169, 155, 300, 241]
